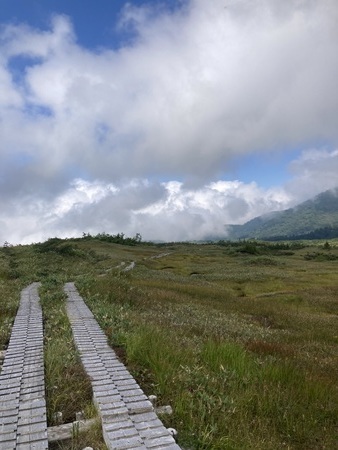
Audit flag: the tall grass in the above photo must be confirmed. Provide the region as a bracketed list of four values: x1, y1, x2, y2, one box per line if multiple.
[77, 241, 338, 449]
[123, 331, 337, 449]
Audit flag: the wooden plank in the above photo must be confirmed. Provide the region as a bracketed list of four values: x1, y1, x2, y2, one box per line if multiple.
[0, 283, 48, 450]
[64, 282, 181, 450]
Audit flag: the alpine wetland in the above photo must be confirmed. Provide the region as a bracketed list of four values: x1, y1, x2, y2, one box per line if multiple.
[1, 235, 337, 449]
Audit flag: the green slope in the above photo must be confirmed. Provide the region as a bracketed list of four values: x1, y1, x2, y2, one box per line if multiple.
[228, 188, 338, 240]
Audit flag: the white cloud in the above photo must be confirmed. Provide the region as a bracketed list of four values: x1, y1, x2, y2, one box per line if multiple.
[0, 0, 337, 244]
[2, 1, 338, 179]
[286, 148, 338, 201]
[0, 178, 291, 244]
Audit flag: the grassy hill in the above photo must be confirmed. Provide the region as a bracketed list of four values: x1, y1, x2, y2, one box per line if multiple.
[228, 188, 338, 240]
[1, 236, 338, 449]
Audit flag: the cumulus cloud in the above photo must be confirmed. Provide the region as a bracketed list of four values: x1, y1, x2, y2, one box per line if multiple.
[0, 177, 291, 244]
[0, 0, 337, 243]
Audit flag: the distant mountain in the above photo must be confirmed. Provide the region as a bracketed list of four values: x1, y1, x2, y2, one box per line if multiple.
[227, 188, 338, 240]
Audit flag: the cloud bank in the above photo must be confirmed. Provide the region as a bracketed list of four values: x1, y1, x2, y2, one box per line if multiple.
[1, 0, 338, 243]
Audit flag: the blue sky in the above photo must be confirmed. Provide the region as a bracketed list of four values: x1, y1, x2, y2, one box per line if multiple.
[0, 0, 337, 244]
[1, 0, 182, 49]
[1, 0, 123, 42]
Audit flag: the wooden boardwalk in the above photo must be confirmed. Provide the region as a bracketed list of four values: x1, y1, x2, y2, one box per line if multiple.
[0, 283, 48, 450]
[1, 283, 181, 449]
[64, 282, 181, 450]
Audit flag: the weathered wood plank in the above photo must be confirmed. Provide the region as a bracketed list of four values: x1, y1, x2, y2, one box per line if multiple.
[0, 283, 48, 450]
[64, 282, 181, 450]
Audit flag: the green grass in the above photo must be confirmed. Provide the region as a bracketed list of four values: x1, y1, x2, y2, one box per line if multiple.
[39, 276, 94, 425]
[1, 238, 338, 449]
[39, 275, 108, 449]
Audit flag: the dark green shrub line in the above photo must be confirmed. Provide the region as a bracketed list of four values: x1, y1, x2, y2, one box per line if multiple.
[80, 232, 142, 246]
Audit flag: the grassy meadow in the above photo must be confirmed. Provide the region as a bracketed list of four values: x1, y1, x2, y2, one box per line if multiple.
[0, 237, 337, 449]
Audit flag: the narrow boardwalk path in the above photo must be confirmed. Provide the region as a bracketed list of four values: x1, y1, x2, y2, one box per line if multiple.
[64, 282, 181, 450]
[0, 283, 48, 450]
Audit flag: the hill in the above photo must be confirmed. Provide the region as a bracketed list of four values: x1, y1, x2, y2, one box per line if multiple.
[228, 188, 338, 240]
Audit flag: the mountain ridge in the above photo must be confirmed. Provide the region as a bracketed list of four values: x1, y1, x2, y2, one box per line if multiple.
[227, 188, 338, 240]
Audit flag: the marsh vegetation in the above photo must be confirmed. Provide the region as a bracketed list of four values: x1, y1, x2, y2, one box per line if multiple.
[0, 238, 337, 449]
